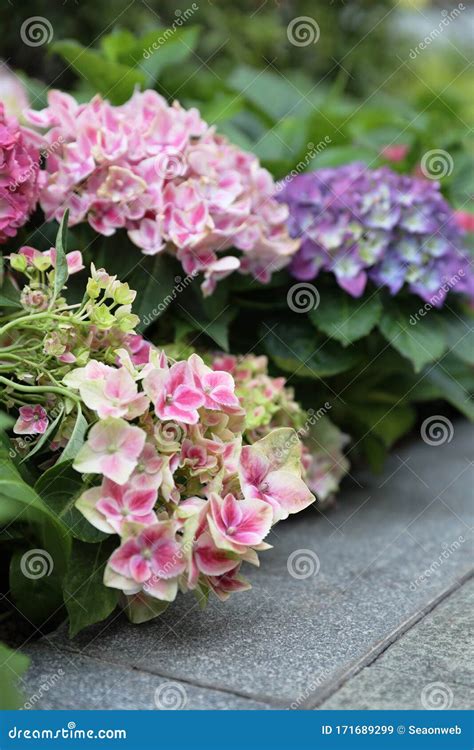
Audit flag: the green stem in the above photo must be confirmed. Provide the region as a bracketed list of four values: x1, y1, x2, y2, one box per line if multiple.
[0, 375, 81, 402]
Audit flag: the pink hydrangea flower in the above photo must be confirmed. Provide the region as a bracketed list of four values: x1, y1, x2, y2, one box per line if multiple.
[26, 89, 299, 293]
[0, 66, 30, 120]
[0, 103, 44, 243]
[76, 478, 157, 534]
[45, 247, 84, 274]
[73, 417, 146, 485]
[208, 492, 273, 551]
[455, 210, 474, 233]
[207, 564, 251, 601]
[189, 354, 240, 411]
[64, 362, 148, 420]
[13, 404, 49, 435]
[143, 360, 204, 424]
[239, 431, 315, 522]
[104, 522, 186, 601]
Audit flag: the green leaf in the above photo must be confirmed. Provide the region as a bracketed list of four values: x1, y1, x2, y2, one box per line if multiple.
[52, 210, 69, 304]
[351, 403, 416, 448]
[262, 320, 363, 378]
[310, 288, 382, 345]
[0, 276, 22, 309]
[441, 314, 474, 366]
[57, 405, 87, 465]
[125, 254, 179, 333]
[10, 550, 64, 626]
[424, 357, 474, 421]
[123, 593, 169, 624]
[52, 41, 146, 104]
[35, 461, 108, 543]
[378, 299, 448, 372]
[137, 27, 200, 85]
[63, 539, 119, 637]
[0, 642, 29, 709]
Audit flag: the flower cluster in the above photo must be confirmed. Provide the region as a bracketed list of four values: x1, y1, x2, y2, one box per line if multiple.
[211, 353, 350, 505]
[279, 163, 474, 305]
[0, 103, 44, 243]
[2, 243, 315, 624]
[68, 351, 314, 620]
[26, 89, 299, 294]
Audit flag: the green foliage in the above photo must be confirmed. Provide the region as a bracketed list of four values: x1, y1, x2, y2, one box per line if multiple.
[0, 642, 29, 709]
[63, 539, 119, 638]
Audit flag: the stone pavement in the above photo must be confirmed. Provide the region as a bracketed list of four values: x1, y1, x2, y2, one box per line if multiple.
[21, 421, 474, 710]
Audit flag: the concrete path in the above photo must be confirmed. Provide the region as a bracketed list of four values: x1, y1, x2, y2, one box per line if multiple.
[21, 420, 474, 710]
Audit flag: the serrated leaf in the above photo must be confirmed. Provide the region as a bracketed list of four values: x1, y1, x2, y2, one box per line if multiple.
[262, 320, 362, 378]
[310, 288, 382, 345]
[125, 254, 179, 333]
[378, 300, 448, 372]
[57, 405, 87, 465]
[63, 538, 119, 637]
[35, 461, 108, 543]
[52, 41, 146, 104]
[51, 210, 69, 304]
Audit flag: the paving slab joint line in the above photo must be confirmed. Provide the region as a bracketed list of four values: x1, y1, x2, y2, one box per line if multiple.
[301, 568, 474, 710]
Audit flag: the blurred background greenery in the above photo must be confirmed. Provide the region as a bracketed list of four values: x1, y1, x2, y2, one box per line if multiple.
[1, 0, 473, 208]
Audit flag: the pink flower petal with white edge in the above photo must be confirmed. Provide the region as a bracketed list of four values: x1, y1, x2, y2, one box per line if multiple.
[264, 470, 315, 521]
[109, 538, 141, 577]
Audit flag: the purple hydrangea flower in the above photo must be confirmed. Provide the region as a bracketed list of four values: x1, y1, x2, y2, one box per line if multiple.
[278, 163, 473, 305]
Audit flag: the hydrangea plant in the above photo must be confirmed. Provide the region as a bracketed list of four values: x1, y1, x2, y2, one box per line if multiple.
[0, 218, 324, 630]
[279, 163, 473, 304]
[26, 89, 299, 295]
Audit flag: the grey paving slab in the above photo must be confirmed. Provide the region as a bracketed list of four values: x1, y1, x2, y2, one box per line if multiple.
[20, 644, 271, 711]
[318, 579, 474, 709]
[25, 420, 474, 708]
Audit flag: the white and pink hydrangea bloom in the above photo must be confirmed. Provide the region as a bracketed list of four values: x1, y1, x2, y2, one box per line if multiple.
[13, 404, 49, 435]
[25, 89, 300, 294]
[65, 348, 315, 621]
